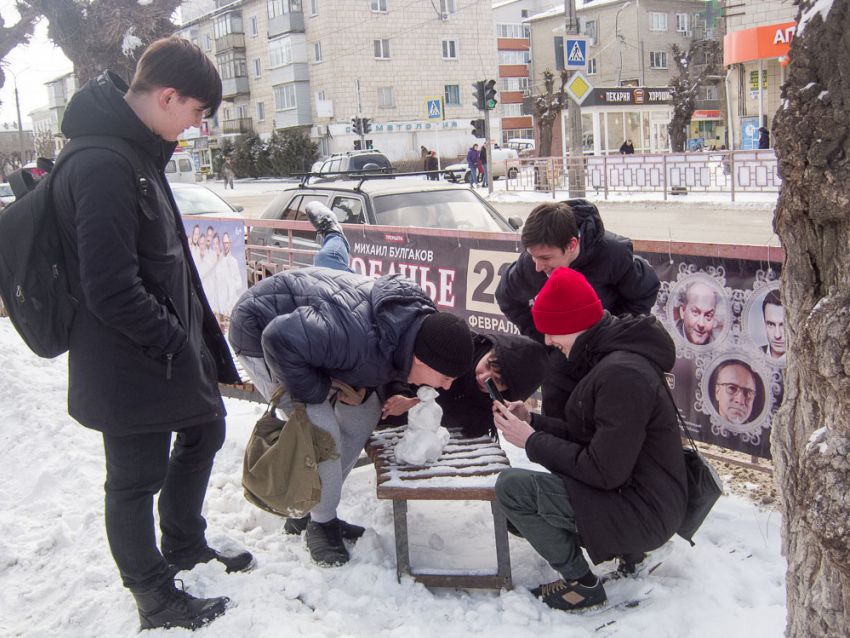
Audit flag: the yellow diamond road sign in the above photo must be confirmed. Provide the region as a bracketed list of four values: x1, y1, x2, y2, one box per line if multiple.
[566, 71, 593, 106]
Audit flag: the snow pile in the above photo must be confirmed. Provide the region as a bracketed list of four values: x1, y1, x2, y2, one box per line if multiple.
[394, 386, 450, 465]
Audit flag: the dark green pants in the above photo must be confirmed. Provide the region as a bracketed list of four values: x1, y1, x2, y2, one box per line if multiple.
[495, 468, 591, 580]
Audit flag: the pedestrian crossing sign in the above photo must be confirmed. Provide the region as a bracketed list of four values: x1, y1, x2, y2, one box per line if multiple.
[426, 97, 444, 121]
[565, 37, 588, 70]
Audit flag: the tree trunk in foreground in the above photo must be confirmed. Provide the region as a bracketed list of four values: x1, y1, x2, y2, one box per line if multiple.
[772, 1, 850, 636]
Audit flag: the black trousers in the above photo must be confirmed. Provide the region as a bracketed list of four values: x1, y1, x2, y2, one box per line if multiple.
[102, 419, 225, 592]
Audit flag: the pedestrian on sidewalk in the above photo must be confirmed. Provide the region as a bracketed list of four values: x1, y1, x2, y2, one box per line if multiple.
[466, 144, 480, 187]
[220, 156, 235, 188]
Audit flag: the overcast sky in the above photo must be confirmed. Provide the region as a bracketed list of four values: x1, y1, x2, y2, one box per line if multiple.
[0, 1, 73, 130]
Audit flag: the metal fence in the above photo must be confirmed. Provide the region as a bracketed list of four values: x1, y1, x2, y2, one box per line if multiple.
[504, 149, 781, 202]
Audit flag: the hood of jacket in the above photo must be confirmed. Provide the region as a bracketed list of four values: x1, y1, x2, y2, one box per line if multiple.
[370, 274, 436, 371]
[569, 312, 675, 376]
[561, 198, 605, 270]
[61, 71, 177, 169]
[486, 333, 549, 402]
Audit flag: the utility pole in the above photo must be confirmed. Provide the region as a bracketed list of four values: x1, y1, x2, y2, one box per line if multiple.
[565, 0, 585, 197]
[6, 65, 28, 165]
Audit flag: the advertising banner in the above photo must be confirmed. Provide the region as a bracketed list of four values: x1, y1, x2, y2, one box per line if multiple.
[183, 218, 248, 319]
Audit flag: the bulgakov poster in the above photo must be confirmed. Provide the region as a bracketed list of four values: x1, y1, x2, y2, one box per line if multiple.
[645, 253, 784, 460]
[183, 219, 247, 318]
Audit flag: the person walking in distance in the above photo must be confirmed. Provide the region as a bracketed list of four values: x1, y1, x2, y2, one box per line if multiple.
[466, 143, 480, 187]
[220, 156, 235, 189]
[52, 37, 252, 631]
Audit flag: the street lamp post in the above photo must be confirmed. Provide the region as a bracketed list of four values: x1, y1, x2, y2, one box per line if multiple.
[4, 65, 30, 165]
[615, 1, 632, 87]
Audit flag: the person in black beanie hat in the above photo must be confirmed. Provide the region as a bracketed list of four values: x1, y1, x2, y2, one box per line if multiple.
[229, 266, 474, 568]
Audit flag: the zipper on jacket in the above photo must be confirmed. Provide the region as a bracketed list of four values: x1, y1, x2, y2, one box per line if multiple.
[166, 353, 173, 380]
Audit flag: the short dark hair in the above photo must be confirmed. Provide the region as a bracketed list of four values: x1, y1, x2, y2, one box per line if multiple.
[521, 202, 579, 251]
[130, 36, 222, 118]
[762, 289, 781, 313]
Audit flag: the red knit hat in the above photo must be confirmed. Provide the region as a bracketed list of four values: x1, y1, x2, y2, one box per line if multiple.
[532, 268, 603, 335]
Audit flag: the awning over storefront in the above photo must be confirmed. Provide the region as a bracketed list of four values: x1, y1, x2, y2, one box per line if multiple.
[724, 22, 796, 66]
[693, 110, 722, 121]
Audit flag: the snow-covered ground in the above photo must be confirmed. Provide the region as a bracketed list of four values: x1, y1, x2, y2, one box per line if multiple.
[0, 319, 787, 637]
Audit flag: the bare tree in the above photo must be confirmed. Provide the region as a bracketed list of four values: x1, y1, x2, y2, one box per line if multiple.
[533, 69, 569, 158]
[772, 1, 850, 636]
[667, 41, 721, 152]
[33, 129, 54, 158]
[0, 2, 41, 92]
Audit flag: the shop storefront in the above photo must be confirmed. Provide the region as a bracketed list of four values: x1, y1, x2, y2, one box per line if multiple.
[687, 110, 726, 151]
[724, 21, 796, 149]
[562, 87, 673, 156]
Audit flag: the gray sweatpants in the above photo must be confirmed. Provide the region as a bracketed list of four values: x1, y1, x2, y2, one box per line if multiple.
[238, 354, 382, 523]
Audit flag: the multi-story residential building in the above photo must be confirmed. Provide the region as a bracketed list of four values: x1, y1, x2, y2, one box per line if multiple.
[722, 0, 796, 149]
[43, 72, 79, 152]
[176, 0, 499, 169]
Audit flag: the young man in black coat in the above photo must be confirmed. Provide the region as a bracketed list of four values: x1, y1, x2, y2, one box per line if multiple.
[495, 201, 660, 418]
[53, 38, 249, 631]
[492, 268, 687, 612]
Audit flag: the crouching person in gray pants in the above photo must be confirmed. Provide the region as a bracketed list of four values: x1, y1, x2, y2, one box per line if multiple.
[229, 212, 475, 566]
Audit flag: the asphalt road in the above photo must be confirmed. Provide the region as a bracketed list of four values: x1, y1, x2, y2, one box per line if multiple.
[216, 182, 780, 247]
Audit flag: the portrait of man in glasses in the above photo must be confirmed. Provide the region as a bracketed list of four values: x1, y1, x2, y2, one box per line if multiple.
[712, 360, 759, 425]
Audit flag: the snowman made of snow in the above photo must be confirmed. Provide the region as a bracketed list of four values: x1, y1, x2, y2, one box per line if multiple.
[394, 386, 450, 465]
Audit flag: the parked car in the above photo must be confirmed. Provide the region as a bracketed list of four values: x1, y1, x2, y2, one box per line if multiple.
[22, 161, 47, 179]
[314, 149, 393, 174]
[249, 177, 521, 271]
[505, 138, 536, 157]
[165, 151, 197, 184]
[171, 183, 244, 218]
[444, 147, 521, 183]
[0, 182, 15, 209]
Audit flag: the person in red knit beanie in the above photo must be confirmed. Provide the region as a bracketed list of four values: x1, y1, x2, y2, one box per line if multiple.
[491, 267, 687, 613]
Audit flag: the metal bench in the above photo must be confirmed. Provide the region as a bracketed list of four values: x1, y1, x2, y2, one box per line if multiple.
[365, 425, 513, 590]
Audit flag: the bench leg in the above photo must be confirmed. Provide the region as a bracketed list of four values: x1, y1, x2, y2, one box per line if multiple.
[491, 500, 513, 590]
[393, 500, 410, 583]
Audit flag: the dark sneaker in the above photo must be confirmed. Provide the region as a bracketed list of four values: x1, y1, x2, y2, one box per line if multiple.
[284, 514, 365, 540]
[165, 546, 255, 574]
[133, 579, 229, 631]
[305, 518, 350, 567]
[531, 577, 607, 612]
[604, 542, 674, 582]
[305, 201, 344, 241]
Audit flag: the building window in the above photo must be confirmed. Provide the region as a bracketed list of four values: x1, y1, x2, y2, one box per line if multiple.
[310, 0, 318, 15]
[585, 19, 597, 41]
[440, 0, 456, 14]
[268, 0, 301, 18]
[697, 121, 716, 136]
[648, 12, 668, 31]
[441, 39, 458, 59]
[502, 128, 534, 144]
[500, 103, 523, 117]
[701, 85, 719, 100]
[257, 101, 266, 121]
[317, 90, 326, 100]
[378, 86, 395, 108]
[274, 83, 297, 111]
[371, 0, 387, 11]
[649, 51, 668, 69]
[676, 13, 690, 32]
[554, 37, 564, 71]
[500, 77, 529, 91]
[587, 57, 597, 75]
[444, 84, 460, 105]
[217, 51, 247, 79]
[204, 34, 212, 51]
[495, 23, 530, 39]
[189, 29, 199, 46]
[498, 50, 530, 65]
[374, 39, 391, 59]
[214, 12, 243, 39]
[223, 108, 231, 121]
[236, 105, 246, 119]
[313, 41, 322, 62]
[269, 37, 293, 67]
[252, 58, 262, 77]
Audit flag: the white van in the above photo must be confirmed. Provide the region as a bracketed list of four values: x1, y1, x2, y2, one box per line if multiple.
[165, 151, 197, 184]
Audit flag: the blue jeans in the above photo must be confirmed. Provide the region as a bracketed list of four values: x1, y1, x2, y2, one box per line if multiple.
[102, 420, 226, 592]
[468, 165, 479, 186]
[481, 163, 488, 187]
[315, 232, 352, 272]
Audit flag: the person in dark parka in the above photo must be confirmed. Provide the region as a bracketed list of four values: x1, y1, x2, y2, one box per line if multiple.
[495, 200, 660, 419]
[492, 267, 687, 612]
[228, 267, 474, 567]
[51, 38, 248, 631]
[757, 126, 770, 150]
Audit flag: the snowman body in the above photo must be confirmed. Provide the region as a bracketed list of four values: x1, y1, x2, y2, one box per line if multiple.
[395, 386, 451, 465]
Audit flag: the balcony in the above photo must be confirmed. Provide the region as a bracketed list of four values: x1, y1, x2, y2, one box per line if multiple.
[222, 76, 250, 98]
[222, 117, 253, 135]
[268, 11, 304, 38]
[268, 62, 309, 87]
[215, 32, 245, 53]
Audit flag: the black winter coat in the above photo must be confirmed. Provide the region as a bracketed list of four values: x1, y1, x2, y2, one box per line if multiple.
[52, 72, 239, 434]
[495, 199, 660, 392]
[526, 312, 687, 564]
[228, 268, 436, 404]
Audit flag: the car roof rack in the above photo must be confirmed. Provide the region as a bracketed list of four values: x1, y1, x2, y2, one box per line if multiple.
[291, 169, 462, 190]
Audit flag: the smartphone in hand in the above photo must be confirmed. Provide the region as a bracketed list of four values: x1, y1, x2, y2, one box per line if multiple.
[485, 377, 506, 405]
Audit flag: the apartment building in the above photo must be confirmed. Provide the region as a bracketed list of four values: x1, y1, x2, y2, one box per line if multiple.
[722, 0, 797, 149]
[176, 0, 499, 168]
[43, 72, 79, 152]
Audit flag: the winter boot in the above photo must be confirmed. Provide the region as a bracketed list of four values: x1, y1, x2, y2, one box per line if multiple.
[530, 577, 607, 612]
[604, 542, 674, 582]
[132, 579, 229, 631]
[164, 545, 255, 574]
[284, 514, 365, 540]
[305, 518, 350, 567]
[305, 201, 344, 242]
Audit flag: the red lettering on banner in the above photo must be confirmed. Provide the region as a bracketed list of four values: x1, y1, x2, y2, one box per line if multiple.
[368, 259, 383, 279]
[384, 234, 405, 243]
[348, 259, 457, 307]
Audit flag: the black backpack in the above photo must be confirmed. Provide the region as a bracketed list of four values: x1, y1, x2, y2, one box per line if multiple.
[0, 136, 147, 358]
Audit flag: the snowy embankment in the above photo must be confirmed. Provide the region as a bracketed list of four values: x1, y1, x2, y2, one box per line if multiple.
[0, 318, 786, 637]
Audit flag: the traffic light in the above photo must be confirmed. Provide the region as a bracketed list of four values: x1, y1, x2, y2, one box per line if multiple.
[472, 80, 486, 111]
[362, 117, 372, 134]
[471, 119, 485, 138]
[484, 79, 497, 110]
[351, 117, 362, 136]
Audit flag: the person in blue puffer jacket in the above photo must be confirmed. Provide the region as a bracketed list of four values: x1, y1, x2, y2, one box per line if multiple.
[229, 246, 474, 568]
